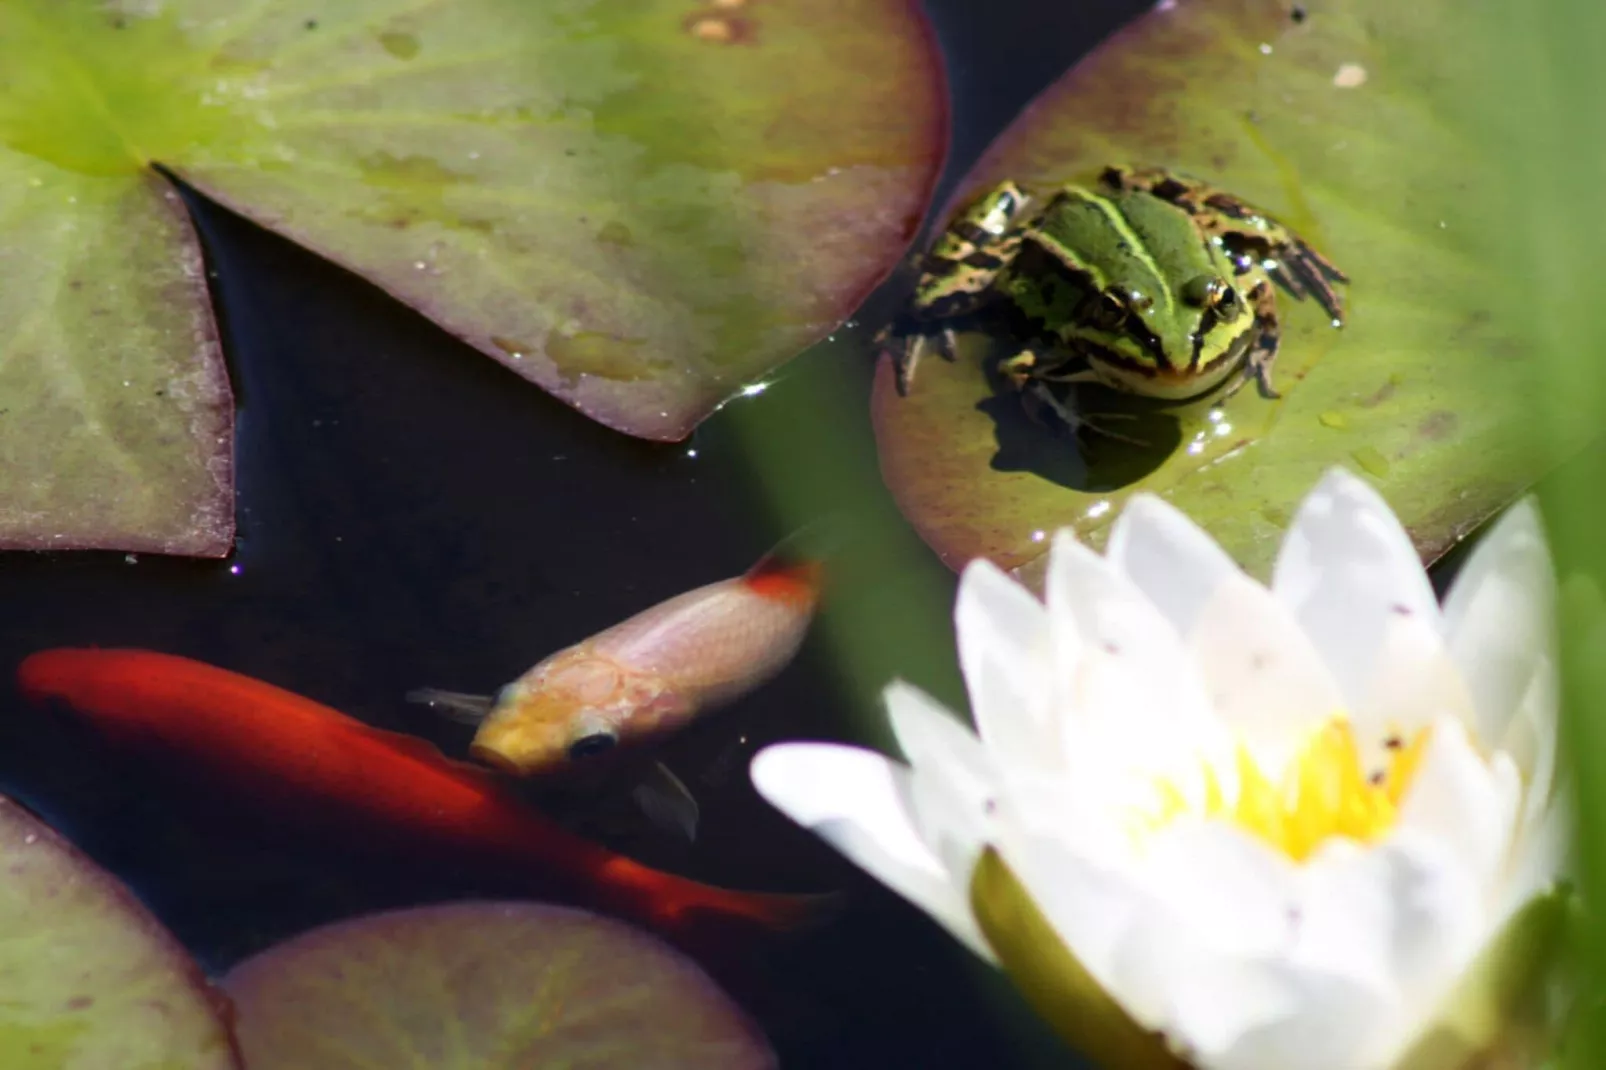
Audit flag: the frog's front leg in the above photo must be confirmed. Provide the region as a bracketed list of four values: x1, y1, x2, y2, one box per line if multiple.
[877, 323, 960, 396]
[879, 182, 1034, 394]
[1227, 277, 1283, 402]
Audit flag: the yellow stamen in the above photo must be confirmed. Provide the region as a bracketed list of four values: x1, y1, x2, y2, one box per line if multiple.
[1148, 716, 1433, 863]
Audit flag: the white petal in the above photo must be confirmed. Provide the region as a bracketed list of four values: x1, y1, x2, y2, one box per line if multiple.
[1293, 835, 1483, 1026]
[1186, 572, 1344, 770]
[1441, 498, 1556, 747]
[1352, 612, 1478, 768]
[1271, 469, 1439, 706]
[1499, 657, 1558, 827]
[1107, 902, 1391, 1068]
[1105, 494, 1241, 638]
[885, 681, 1001, 886]
[954, 559, 1058, 773]
[994, 768, 1137, 872]
[996, 828, 1155, 1015]
[1046, 531, 1231, 792]
[1197, 967, 1393, 1070]
[1284, 840, 1396, 995]
[1395, 716, 1520, 892]
[749, 743, 994, 960]
[1135, 820, 1296, 958]
[1498, 794, 1569, 924]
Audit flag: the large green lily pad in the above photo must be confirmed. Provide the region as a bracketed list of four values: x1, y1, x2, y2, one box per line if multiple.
[0, 0, 944, 555]
[0, 795, 239, 1068]
[872, 0, 1585, 585]
[224, 900, 776, 1069]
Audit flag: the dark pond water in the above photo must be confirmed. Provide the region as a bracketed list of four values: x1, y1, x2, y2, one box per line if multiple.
[0, 1, 1220, 1066]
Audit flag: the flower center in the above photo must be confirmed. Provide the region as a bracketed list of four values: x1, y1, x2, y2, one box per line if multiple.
[1150, 716, 1433, 862]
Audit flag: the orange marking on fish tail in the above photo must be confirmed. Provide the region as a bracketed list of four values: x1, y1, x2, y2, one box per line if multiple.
[742, 558, 823, 609]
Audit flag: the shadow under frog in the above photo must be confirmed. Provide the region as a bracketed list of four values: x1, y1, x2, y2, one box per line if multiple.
[977, 348, 1182, 492]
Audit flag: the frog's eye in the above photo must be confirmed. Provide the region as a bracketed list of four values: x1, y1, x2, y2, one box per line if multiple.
[1089, 291, 1129, 328]
[1182, 274, 1230, 307]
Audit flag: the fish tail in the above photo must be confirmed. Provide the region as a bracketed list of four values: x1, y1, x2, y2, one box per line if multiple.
[594, 856, 844, 937]
[681, 886, 847, 934]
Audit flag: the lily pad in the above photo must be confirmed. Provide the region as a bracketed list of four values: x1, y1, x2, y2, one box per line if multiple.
[224, 900, 777, 1069]
[871, 0, 1584, 585]
[0, 794, 239, 1068]
[0, 0, 944, 555]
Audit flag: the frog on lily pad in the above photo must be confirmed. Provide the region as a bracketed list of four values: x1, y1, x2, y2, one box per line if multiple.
[875, 166, 1349, 443]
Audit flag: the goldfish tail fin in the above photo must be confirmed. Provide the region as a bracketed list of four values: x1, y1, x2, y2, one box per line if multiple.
[658, 885, 848, 940]
[405, 688, 495, 725]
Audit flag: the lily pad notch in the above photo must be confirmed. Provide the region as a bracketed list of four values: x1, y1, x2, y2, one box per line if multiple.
[0, 0, 949, 557]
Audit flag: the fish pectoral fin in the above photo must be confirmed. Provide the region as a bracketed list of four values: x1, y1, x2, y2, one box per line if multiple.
[404, 688, 495, 725]
[631, 761, 701, 844]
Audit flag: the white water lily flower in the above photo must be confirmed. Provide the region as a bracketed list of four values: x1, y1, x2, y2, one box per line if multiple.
[751, 470, 1570, 1070]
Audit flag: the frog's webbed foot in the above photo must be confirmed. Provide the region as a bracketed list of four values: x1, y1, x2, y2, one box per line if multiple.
[1260, 238, 1348, 327]
[1235, 278, 1283, 401]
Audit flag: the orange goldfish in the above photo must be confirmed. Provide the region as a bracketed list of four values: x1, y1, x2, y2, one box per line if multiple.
[410, 544, 822, 807]
[16, 648, 831, 947]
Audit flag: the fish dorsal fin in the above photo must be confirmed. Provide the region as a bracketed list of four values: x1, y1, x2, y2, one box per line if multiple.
[742, 521, 847, 607]
[405, 688, 495, 725]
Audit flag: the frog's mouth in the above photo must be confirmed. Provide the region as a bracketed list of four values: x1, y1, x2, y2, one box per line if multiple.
[1081, 331, 1251, 401]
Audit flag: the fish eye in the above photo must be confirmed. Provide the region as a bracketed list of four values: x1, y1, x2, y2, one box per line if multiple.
[568, 732, 618, 760]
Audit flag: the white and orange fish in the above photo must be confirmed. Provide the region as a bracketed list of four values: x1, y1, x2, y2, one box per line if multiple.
[409, 540, 823, 839]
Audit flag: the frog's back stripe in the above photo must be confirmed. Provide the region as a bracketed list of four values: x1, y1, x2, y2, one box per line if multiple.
[1028, 187, 1174, 319]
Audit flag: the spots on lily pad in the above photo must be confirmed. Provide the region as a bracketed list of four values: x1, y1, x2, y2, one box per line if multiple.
[685, 0, 756, 46]
[597, 220, 635, 247]
[546, 331, 668, 383]
[1350, 445, 1392, 478]
[377, 31, 420, 60]
[1334, 63, 1367, 88]
[1418, 410, 1458, 441]
[1358, 375, 1402, 408]
[688, 16, 752, 44]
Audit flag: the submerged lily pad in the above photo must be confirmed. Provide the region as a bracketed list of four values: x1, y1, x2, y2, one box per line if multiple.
[872, 0, 1584, 584]
[224, 900, 777, 1069]
[0, 0, 944, 554]
[0, 795, 239, 1068]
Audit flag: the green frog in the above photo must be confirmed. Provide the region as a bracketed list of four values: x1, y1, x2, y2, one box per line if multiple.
[878, 165, 1348, 442]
